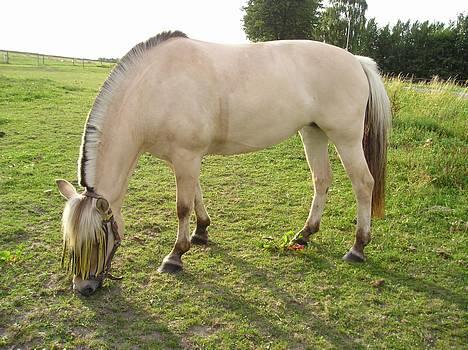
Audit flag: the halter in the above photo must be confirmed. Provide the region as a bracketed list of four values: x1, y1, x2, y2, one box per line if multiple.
[83, 190, 122, 283]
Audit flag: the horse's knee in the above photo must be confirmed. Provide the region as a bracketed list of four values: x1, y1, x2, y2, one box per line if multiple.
[355, 173, 374, 201]
[177, 203, 191, 220]
[174, 203, 193, 252]
[363, 173, 374, 190]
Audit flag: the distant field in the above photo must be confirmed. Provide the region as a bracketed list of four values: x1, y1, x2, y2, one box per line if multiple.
[0, 55, 467, 349]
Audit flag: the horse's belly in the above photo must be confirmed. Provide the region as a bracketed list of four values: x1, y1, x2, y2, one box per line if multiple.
[208, 134, 293, 155]
[207, 113, 307, 155]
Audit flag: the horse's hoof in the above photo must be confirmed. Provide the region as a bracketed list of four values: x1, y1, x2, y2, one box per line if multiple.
[342, 250, 365, 263]
[190, 234, 208, 245]
[291, 237, 308, 246]
[158, 261, 183, 274]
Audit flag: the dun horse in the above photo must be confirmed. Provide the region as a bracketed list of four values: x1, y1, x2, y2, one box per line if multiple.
[57, 31, 391, 296]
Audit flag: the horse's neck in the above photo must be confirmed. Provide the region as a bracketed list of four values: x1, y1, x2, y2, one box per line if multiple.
[92, 119, 141, 209]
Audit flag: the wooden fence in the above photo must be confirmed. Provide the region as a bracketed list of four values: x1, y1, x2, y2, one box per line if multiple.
[0, 49, 116, 68]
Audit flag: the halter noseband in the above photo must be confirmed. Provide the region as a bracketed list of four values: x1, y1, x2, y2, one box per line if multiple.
[83, 190, 122, 283]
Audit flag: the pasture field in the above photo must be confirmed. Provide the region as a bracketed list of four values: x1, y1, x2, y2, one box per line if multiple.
[0, 60, 467, 349]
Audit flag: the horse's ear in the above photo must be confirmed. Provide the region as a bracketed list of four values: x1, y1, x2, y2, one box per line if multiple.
[96, 198, 110, 215]
[56, 179, 78, 200]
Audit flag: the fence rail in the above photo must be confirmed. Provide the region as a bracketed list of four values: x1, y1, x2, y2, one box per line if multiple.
[0, 49, 116, 68]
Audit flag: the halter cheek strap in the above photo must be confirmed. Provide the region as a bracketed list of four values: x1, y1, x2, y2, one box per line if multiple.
[83, 189, 122, 283]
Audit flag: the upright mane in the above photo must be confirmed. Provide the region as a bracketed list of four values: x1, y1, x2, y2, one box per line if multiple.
[78, 30, 188, 190]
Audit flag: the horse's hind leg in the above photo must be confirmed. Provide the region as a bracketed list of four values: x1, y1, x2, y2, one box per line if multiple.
[292, 125, 332, 245]
[190, 180, 211, 245]
[334, 141, 374, 262]
[158, 153, 201, 273]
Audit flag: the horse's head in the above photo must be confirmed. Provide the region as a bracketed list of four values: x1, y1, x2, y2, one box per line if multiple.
[56, 180, 121, 296]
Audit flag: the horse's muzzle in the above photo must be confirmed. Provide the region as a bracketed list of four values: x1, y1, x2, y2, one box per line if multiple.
[74, 278, 101, 296]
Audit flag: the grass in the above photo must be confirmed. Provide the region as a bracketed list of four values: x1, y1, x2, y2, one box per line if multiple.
[0, 58, 467, 349]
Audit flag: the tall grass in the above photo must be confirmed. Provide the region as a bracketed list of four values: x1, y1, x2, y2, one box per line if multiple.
[387, 76, 467, 120]
[386, 76, 467, 191]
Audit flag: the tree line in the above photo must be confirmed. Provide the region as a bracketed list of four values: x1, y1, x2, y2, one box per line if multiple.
[243, 0, 467, 80]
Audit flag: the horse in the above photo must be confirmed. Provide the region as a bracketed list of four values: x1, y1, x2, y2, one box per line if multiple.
[56, 30, 391, 296]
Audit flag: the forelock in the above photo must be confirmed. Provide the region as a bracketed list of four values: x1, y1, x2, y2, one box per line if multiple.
[61, 196, 106, 279]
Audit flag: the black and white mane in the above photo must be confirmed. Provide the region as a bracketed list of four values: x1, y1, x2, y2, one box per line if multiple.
[78, 30, 188, 190]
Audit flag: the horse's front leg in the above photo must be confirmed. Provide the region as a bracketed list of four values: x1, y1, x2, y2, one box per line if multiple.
[158, 154, 201, 273]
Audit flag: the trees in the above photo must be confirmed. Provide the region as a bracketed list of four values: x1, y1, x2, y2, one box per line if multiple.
[453, 13, 468, 80]
[242, 0, 322, 41]
[373, 19, 467, 80]
[318, 0, 368, 52]
[358, 17, 379, 57]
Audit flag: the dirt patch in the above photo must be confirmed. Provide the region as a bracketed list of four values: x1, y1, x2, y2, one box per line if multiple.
[179, 324, 223, 348]
[186, 322, 223, 337]
[137, 331, 165, 342]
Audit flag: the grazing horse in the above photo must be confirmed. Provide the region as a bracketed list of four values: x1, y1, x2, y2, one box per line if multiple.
[56, 31, 391, 296]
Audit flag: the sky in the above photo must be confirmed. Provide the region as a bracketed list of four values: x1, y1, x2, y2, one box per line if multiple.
[1, 0, 466, 59]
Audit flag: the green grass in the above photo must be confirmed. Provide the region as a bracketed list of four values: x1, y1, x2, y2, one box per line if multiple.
[0, 59, 467, 349]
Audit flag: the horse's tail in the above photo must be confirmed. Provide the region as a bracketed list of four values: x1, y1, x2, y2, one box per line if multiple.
[355, 56, 391, 218]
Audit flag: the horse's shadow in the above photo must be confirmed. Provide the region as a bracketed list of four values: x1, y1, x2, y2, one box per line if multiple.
[177, 241, 466, 348]
[363, 258, 467, 308]
[175, 243, 363, 349]
[292, 240, 467, 309]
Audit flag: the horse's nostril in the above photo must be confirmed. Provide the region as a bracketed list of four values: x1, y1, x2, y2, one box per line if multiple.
[79, 286, 95, 297]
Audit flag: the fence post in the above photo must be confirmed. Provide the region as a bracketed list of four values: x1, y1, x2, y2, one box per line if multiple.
[82, 58, 84, 68]
[37, 54, 40, 65]
[42, 55, 45, 65]
[3, 51, 8, 64]
[73, 58, 75, 65]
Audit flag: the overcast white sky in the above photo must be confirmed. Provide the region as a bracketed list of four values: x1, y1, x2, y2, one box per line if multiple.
[1, 0, 466, 59]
